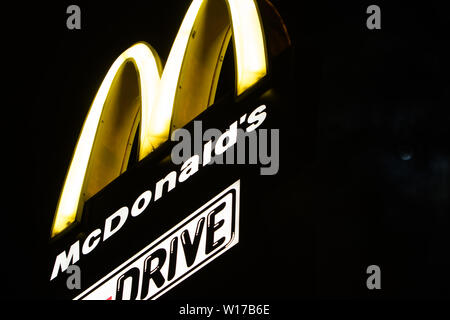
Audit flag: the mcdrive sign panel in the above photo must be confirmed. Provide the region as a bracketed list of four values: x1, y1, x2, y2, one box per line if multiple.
[75, 180, 239, 300]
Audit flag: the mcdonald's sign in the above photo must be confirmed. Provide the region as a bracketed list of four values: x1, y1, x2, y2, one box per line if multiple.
[48, 0, 291, 300]
[12, 0, 444, 303]
[51, 0, 277, 238]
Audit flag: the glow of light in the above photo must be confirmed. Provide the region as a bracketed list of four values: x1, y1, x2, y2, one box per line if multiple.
[144, 0, 267, 150]
[51, 43, 161, 237]
[143, 0, 204, 152]
[227, 0, 267, 95]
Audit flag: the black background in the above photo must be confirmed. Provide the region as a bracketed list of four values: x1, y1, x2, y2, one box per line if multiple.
[3, 0, 450, 302]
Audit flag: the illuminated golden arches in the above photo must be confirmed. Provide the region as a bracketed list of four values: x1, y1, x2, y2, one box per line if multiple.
[144, 0, 268, 152]
[51, 0, 268, 238]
